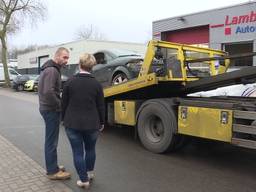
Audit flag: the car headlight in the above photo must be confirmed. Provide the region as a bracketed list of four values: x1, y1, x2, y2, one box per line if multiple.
[25, 80, 33, 86]
[126, 60, 143, 71]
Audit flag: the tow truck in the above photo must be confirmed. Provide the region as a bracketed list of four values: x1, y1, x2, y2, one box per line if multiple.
[103, 40, 256, 153]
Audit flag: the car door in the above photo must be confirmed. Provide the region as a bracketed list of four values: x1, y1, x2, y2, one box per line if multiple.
[92, 51, 114, 87]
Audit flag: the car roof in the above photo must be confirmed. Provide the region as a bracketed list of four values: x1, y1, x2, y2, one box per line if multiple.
[94, 49, 143, 57]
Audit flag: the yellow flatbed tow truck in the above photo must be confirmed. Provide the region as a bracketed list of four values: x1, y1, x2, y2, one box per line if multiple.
[103, 40, 256, 153]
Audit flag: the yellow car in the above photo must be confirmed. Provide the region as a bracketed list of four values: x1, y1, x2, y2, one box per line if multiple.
[24, 79, 37, 91]
[24, 75, 68, 92]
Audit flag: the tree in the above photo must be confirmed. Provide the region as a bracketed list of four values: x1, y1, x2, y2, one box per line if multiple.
[75, 24, 107, 41]
[0, 0, 47, 87]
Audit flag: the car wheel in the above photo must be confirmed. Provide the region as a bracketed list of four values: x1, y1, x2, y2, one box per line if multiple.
[17, 84, 24, 91]
[112, 73, 128, 85]
[33, 86, 38, 92]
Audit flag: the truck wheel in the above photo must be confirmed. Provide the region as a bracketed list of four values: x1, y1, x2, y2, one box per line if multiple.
[137, 100, 177, 153]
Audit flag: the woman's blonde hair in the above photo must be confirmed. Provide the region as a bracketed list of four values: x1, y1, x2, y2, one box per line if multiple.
[79, 53, 96, 71]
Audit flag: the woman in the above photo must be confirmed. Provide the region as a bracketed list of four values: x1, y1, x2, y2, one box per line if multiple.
[62, 53, 105, 188]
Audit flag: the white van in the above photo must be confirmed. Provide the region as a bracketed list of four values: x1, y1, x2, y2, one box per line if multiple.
[0, 67, 20, 82]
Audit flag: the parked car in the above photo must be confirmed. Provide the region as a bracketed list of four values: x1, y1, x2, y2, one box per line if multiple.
[24, 75, 68, 92]
[91, 49, 144, 87]
[24, 75, 40, 91]
[0, 67, 20, 83]
[12, 74, 39, 91]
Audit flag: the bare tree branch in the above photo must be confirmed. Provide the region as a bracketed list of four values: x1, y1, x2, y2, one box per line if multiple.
[0, 0, 47, 87]
[75, 24, 107, 41]
[1, 0, 8, 9]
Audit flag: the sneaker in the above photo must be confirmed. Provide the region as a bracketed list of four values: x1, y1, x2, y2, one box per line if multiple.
[77, 180, 90, 188]
[58, 165, 65, 171]
[47, 170, 71, 180]
[87, 171, 95, 180]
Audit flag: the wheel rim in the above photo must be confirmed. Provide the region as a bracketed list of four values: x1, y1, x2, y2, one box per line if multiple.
[112, 74, 128, 85]
[145, 115, 164, 143]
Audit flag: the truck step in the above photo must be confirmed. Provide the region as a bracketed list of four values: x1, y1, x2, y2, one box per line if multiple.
[234, 110, 256, 120]
[233, 124, 256, 135]
[232, 138, 256, 149]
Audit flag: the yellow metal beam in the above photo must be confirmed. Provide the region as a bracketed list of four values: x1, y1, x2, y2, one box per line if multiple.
[103, 40, 229, 98]
[104, 73, 158, 97]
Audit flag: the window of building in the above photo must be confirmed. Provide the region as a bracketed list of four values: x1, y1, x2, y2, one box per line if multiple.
[38, 55, 49, 74]
[222, 42, 253, 67]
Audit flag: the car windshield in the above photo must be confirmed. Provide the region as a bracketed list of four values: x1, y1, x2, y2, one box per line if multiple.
[109, 49, 142, 57]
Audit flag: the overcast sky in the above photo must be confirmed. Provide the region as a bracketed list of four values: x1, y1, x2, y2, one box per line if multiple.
[8, 0, 251, 48]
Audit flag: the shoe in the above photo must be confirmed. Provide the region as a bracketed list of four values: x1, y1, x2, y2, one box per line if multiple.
[77, 180, 90, 188]
[47, 170, 71, 180]
[87, 171, 95, 180]
[58, 165, 65, 171]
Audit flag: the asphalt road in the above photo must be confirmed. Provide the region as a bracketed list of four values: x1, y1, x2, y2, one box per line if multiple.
[1, 88, 256, 192]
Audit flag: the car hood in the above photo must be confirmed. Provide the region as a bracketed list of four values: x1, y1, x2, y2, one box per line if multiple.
[118, 55, 143, 59]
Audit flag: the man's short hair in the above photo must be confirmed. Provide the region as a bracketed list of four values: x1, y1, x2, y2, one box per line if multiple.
[79, 53, 96, 71]
[55, 47, 69, 56]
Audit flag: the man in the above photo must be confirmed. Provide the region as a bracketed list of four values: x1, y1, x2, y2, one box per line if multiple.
[38, 47, 71, 180]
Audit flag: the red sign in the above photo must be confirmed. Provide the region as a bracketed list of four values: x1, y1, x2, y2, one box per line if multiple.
[225, 11, 256, 26]
[211, 11, 256, 35]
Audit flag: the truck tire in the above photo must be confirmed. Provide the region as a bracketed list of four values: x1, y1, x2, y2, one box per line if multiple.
[137, 99, 177, 153]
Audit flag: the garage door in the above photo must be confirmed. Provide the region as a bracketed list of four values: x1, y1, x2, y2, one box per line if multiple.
[164, 25, 209, 45]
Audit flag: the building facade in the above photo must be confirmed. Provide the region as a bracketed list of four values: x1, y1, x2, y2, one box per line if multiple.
[153, 1, 256, 67]
[17, 40, 146, 76]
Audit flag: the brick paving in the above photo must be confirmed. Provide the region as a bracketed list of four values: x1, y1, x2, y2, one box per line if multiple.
[0, 134, 72, 192]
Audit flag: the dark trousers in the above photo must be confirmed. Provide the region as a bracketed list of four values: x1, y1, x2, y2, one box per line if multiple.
[40, 110, 60, 175]
[65, 128, 99, 182]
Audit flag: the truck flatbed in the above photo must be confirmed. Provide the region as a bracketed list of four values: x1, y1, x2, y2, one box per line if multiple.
[103, 40, 256, 153]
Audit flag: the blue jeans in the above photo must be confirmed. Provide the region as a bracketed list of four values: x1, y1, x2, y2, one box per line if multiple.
[65, 128, 99, 182]
[40, 110, 60, 175]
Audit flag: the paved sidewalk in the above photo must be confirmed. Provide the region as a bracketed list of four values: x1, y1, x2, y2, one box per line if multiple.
[0, 134, 72, 192]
